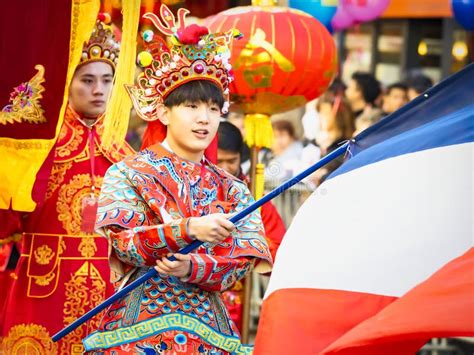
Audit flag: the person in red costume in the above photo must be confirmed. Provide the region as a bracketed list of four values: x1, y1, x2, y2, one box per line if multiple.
[217, 120, 286, 331]
[0, 17, 134, 354]
[82, 5, 272, 354]
[217, 121, 285, 261]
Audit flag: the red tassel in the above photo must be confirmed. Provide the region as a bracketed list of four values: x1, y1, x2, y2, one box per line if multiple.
[204, 134, 218, 164]
[140, 120, 167, 150]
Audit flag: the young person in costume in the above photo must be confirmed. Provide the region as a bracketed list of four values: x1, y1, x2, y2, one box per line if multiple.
[82, 5, 272, 354]
[217, 120, 285, 331]
[217, 121, 285, 261]
[1, 17, 134, 354]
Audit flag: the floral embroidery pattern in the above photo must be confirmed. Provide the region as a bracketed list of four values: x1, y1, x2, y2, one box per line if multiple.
[33, 245, 55, 265]
[0, 65, 47, 125]
[1, 324, 58, 354]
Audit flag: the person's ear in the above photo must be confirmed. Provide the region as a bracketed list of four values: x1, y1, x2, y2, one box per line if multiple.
[159, 107, 170, 126]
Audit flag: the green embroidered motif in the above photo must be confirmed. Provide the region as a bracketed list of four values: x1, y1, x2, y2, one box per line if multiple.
[83, 313, 253, 354]
[171, 224, 181, 238]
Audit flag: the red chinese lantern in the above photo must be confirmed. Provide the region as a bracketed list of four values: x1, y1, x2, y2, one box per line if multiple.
[205, 0, 337, 148]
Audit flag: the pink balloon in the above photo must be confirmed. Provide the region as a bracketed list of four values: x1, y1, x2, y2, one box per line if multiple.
[342, 0, 391, 22]
[331, 5, 356, 31]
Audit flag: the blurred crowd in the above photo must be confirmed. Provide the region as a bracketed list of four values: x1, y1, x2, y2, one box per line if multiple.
[241, 71, 433, 189]
[126, 71, 434, 192]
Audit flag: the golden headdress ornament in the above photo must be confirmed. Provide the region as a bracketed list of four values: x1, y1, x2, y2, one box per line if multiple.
[79, 13, 120, 69]
[126, 4, 243, 122]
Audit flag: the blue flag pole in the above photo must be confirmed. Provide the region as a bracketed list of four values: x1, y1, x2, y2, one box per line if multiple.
[52, 141, 350, 342]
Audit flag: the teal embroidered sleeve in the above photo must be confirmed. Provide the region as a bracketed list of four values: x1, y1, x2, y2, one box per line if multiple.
[183, 254, 254, 292]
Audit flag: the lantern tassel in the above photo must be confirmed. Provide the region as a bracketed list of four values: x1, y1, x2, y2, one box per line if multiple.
[255, 163, 265, 202]
[244, 113, 273, 149]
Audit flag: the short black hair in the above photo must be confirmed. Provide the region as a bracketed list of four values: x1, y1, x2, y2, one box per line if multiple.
[351, 72, 381, 105]
[164, 80, 225, 109]
[328, 77, 347, 94]
[218, 121, 243, 154]
[406, 75, 433, 95]
[386, 82, 408, 94]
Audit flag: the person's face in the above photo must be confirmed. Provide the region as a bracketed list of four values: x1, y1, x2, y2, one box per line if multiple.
[382, 88, 408, 114]
[407, 88, 420, 101]
[69, 61, 113, 118]
[217, 149, 241, 177]
[318, 102, 335, 131]
[272, 129, 293, 156]
[345, 79, 362, 104]
[162, 101, 221, 162]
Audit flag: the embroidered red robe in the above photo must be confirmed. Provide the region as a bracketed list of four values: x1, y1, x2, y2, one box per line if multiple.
[0, 106, 134, 354]
[83, 143, 272, 354]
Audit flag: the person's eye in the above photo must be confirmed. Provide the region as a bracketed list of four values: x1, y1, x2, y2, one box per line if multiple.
[82, 79, 93, 84]
[210, 106, 220, 112]
[187, 104, 198, 109]
[103, 79, 113, 84]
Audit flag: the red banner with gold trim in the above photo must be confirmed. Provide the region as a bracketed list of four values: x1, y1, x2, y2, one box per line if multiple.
[0, 1, 72, 211]
[0, 1, 100, 212]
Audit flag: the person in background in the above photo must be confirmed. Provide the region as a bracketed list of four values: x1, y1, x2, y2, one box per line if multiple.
[345, 72, 383, 135]
[217, 120, 286, 331]
[265, 120, 304, 181]
[1, 16, 134, 354]
[301, 99, 320, 147]
[227, 111, 251, 171]
[125, 110, 148, 151]
[311, 91, 355, 186]
[382, 82, 408, 116]
[300, 100, 322, 182]
[406, 73, 433, 101]
[218, 121, 285, 262]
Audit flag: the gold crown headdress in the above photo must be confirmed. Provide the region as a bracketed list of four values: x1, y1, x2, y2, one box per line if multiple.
[79, 13, 120, 69]
[126, 4, 242, 122]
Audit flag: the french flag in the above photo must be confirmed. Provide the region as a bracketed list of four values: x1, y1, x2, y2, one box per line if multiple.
[254, 64, 474, 354]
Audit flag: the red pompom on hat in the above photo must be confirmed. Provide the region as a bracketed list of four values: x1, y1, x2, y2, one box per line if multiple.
[177, 24, 209, 45]
[97, 12, 111, 24]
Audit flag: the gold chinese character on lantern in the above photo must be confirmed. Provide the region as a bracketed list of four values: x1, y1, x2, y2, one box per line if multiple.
[234, 29, 295, 89]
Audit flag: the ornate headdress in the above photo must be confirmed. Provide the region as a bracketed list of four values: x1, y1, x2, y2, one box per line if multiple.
[79, 14, 120, 70]
[126, 4, 242, 123]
